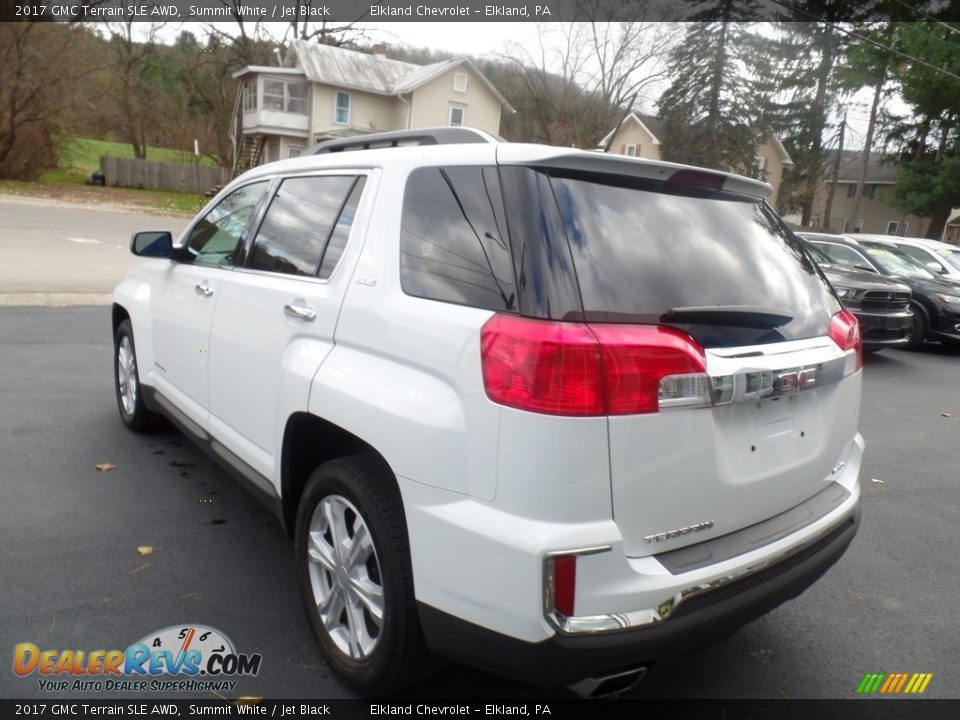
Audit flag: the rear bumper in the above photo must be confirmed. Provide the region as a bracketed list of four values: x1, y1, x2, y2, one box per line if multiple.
[418, 505, 859, 688]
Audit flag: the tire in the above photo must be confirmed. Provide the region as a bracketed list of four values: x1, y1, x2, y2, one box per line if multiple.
[113, 319, 161, 431]
[900, 310, 927, 351]
[295, 455, 439, 695]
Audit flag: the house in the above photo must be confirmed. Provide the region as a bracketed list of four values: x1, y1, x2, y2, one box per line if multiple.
[597, 112, 794, 207]
[230, 40, 514, 171]
[944, 209, 960, 244]
[810, 151, 929, 236]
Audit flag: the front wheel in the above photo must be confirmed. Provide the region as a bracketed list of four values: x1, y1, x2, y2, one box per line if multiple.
[113, 319, 161, 431]
[295, 455, 439, 694]
[900, 310, 927, 351]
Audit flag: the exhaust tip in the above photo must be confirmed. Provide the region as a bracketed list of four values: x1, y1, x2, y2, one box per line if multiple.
[568, 666, 648, 699]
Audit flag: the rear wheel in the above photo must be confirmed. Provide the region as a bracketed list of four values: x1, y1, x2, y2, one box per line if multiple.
[901, 310, 927, 351]
[295, 455, 439, 694]
[114, 319, 161, 431]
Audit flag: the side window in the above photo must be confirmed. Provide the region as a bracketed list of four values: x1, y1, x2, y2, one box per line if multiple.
[400, 166, 515, 311]
[247, 175, 361, 277]
[184, 181, 268, 266]
[899, 245, 941, 271]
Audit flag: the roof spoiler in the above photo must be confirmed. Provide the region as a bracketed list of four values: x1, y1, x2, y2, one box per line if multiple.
[309, 127, 502, 154]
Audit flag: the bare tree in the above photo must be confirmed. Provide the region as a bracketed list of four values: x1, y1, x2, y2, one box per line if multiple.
[106, 20, 164, 159]
[502, 18, 678, 147]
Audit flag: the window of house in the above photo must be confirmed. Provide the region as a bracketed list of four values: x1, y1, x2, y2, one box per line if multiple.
[247, 175, 362, 277]
[845, 184, 857, 198]
[266, 141, 279, 164]
[335, 91, 350, 124]
[260, 80, 307, 114]
[754, 155, 767, 171]
[624, 144, 637, 157]
[287, 146, 304, 159]
[842, 217, 864, 233]
[454, 72, 468, 92]
[449, 105, 465, 126]
[286, 83, 307, 113]
[887, 221, 899, 235]
[865, 184, 878, 199]
[242, 80, 257, 111]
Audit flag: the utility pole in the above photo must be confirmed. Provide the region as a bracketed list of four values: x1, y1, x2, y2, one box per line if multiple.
[822, 111, 846, 232]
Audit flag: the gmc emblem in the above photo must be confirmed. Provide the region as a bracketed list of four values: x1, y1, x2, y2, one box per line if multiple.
[777, 368, 817, 393]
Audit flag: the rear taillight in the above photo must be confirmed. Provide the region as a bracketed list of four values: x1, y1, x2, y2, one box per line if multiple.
[549, 555, 577, 618]
[480, 315, 707, 416]
[828, 309, 863, 373]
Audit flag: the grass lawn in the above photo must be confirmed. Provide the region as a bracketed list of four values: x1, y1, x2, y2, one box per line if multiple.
[0, 137, 216, 215]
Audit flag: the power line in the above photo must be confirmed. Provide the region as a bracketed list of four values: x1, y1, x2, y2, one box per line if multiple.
[769, 0, 960, 83]
[889, 0, 960, 38]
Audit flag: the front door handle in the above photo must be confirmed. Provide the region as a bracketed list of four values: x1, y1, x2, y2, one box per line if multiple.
[284, 303, 317, 322]
[195, 283, 214, 297]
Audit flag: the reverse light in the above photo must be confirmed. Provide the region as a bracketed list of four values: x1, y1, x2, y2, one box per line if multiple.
[828, 309, 863, 373]
[480, 315, 707, 416]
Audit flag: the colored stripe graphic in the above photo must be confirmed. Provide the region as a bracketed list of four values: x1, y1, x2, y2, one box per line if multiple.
[857, 672, 933, 694]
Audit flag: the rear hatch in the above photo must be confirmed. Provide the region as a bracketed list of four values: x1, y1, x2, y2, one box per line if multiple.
[497, 159, 861, 558]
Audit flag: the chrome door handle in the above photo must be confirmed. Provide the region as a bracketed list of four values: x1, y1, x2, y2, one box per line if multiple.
[195, 283, 214, 297]
[284, 304, 317, 322]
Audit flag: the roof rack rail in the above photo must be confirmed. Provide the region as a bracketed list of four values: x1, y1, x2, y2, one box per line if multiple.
[309, 127, 501, 154]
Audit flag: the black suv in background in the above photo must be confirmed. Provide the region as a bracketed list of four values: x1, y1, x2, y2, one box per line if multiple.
[800, 238, 912, 351]
[803, 232, 960, 350]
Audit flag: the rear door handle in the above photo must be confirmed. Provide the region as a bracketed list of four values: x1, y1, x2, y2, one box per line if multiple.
[195, 283, 214, 297]
[284, 303, 317, 322]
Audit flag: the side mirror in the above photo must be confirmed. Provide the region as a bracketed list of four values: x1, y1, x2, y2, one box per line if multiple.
[854, 264, 876, 273]
[131, 231, 173, 258]
[927, 261, 947, 274]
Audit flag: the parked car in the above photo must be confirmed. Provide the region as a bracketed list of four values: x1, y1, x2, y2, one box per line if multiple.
[853, 234, 960, 283]
[112, 128, 863, 697]
[800, 239, 912, 351]
[805, 233, 960, 349]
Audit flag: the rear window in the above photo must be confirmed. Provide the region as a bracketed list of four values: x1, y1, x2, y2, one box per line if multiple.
[532, 169, 838, 347]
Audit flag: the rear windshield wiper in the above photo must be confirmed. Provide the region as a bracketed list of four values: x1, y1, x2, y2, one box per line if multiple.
[661, 306, 794, 328]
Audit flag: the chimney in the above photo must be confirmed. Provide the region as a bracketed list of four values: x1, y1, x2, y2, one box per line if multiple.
[372, 43, 387, 60]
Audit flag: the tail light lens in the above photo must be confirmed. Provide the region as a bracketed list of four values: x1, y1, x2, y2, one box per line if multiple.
[828, 309, 863, 373]
[548, 555, 577, 618]
[480, 315, 707, 416]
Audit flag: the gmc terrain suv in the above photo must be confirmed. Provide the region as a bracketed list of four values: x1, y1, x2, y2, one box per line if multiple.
[112, 128, 863, 697]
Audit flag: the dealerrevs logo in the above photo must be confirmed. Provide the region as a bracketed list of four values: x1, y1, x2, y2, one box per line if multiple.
[13, 624, 262, 693]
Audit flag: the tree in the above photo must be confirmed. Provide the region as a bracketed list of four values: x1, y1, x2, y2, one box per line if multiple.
[502, 15, 678, 147]
[886, 21, 960, 238]
[106, 20, 164, 159]
[657, 2, 769, 174]
[0, 24, 94, 179]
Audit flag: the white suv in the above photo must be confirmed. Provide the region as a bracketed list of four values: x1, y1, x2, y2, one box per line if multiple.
[112, 128, 863, 697]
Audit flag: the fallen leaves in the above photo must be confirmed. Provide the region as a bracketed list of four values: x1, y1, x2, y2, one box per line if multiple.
[94, 462, 116, 472]
[136, 546, 153, 556]
[870, 478, 885, 485]
[941, 412, 954, 418]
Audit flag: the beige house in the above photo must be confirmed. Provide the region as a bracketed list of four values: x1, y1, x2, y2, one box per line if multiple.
[810, 151, 929, 236]
[231, 40, 513, 171]
[598, 112, 794, 207]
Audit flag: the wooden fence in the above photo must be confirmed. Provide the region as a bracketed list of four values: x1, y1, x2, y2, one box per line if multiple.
[100, 156, 230, 194]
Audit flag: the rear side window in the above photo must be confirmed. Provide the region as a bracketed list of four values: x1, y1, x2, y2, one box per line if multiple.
[541, 169, 839, 347]
[247, 175, 362, 277]
[400, 166, 516, 311]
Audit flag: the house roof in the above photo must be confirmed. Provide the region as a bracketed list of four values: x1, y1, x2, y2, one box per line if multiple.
[826, 150, 900, 184]
[281, 40, 514, 112]
[598, 112, 664, 148]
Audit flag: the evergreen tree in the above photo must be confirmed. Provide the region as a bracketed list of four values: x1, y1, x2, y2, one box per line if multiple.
[657, 1, 769, 175]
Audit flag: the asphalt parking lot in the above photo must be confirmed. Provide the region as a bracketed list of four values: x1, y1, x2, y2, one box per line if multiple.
[1, 197, 958, 701]
[1, 305, 958, 701]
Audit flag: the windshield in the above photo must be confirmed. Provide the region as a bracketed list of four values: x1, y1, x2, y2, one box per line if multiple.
[802, 239, 833, 264]
[861, 242, 936, 279]
[935, 246, 960, 272]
